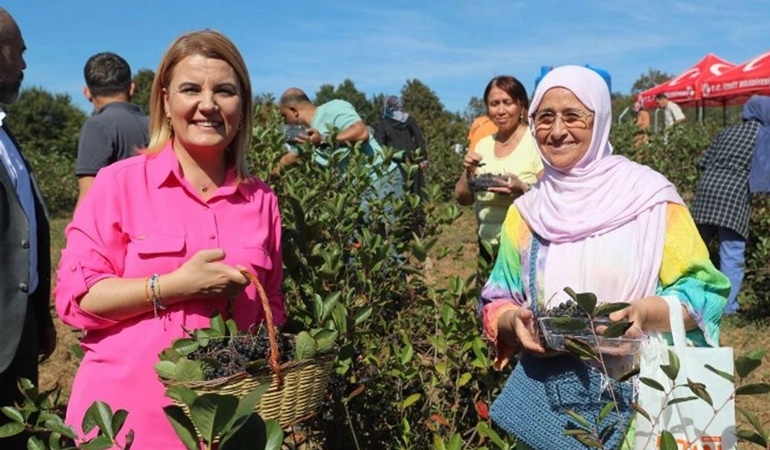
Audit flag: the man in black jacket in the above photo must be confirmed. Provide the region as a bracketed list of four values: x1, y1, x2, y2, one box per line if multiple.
[375, 95, 428, 199]
[0, 8, 57, 448]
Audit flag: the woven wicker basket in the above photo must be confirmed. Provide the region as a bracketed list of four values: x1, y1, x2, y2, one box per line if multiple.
[162, 271, 335, 428]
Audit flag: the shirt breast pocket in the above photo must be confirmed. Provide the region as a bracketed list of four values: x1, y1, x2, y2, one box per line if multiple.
[132, 234, 186, 258]
[124, 233, 186, 277]
[243, 240, 273, 283]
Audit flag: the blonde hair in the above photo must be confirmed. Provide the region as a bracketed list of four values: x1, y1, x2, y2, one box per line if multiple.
[146, 29, 253, 181]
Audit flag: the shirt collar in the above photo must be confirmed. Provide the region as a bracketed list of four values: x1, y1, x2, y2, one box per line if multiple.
[147, 140, 249, 200]
[94, 101, 143, 116]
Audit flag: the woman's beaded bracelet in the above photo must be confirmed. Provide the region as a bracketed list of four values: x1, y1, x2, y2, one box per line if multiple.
[148, 273, 166, 317]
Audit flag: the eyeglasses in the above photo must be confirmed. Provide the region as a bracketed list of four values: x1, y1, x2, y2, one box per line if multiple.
[532, 109, 594, 130]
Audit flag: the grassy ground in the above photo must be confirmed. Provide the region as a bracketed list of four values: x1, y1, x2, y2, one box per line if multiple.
[41, 209, 770, 441]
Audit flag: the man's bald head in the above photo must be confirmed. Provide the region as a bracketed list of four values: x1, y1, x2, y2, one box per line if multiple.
[279, 88, 312, 107]
[278, 88, 315, 125]
[0, 8, 26, 104]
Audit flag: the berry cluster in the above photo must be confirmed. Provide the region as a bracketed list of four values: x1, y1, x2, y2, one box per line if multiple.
[544, 299, 588, 318]
[188, 329, 294, 380]
[468, 173, 506, 192]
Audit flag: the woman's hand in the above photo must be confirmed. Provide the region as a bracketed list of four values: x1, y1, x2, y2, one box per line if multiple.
[499, 307, 547, 354]
[609, 296, 697, 336]
[462, 151, 483, 173]
[487, 172, 529, 197]
[166, 249, 250, 302]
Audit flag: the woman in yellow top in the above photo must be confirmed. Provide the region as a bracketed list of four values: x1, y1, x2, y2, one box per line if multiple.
[455, 75, 544, 266]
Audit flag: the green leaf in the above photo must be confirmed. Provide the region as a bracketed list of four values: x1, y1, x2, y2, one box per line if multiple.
[596, 401, 615, 425]
[190, 393, 238, 443]
[575, 292, 597, 316]
[27, 435, 46, 450]
[294, 331, 317, 360]
[78, 435, 114, 450]
[312, 329, 338, 354]
[601, 321, 633, 338]
[564, 337, 598, 359]
[735, 429, 768, 447]
[174, 358, 205, 382]
[0, 406, 24, 423]
[312, 294, 324, 326]
[43, 418, 79, 439]
[263, 420, 284, 450]
[564, 287, 579, 301]
[84, 401, 115, 438]
[154, 361, 177, 380]
[659, 430, 678, 450]
[230, 384, 269, 428]
[574, 433, 603, 448]
[157, 347, 181, 363]
[686, 379, 712, 406]
[352, 305, 373, 326]
[402, 393, 421, 409]
[111, 409, 128, 436]
[549, 317, 588, 332]
[165, 386, 199, 407]
[458, 372, 472, 388]
[704, 363, 734, 383]
[563, 408, 591, 428]
[737, 406, 768, 441]
[639, 377, 666, 392]
[666, 396, 698, 407]
[194, 329, 211, 347]
[447, 433, 462, 450]
[399, 339, 414, 366]
[475, 421, 508, 449]
[225, 318, 239, 337]
[162, 405, 200, 450]
[660, 349, 680, 381]
[0, 421, 25, 437]
[220, 414, 267, 450]
[210, 313, 227, 337]
[320, 291, 342, 323]
[594, 302, 631, 317]
[735, 383, 770, 395]
[171, 338, 200, 356]
[735, 354, 763, 378]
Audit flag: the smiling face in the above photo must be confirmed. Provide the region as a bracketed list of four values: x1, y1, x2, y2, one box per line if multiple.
[533, 87, 594, 171]
[163, 54, 242, 156]
[486, 84, 523, 134]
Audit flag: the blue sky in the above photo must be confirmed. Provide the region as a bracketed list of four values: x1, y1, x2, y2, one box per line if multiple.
[7, 0, 770, 115]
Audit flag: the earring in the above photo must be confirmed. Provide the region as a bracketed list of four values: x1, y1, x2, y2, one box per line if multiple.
[166, 117, 173, 134]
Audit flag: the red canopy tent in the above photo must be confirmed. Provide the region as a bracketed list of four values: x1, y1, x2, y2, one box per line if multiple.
[636, 53, 735, 109]
[701, 50, 770, 105]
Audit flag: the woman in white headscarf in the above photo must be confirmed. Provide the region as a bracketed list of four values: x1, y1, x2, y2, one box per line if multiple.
[478, 65, 728, 450]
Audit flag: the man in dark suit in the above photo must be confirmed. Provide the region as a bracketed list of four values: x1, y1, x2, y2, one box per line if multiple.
[0, 8, 56, 448]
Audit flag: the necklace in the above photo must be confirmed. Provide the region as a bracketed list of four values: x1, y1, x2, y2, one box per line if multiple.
[497, 122, 524, 146]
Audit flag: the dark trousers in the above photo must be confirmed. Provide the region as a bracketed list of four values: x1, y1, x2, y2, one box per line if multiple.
[0, 306, 39, 449]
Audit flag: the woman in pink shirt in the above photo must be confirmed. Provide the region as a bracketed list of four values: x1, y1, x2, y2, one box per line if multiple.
[54, 30, 285, 449]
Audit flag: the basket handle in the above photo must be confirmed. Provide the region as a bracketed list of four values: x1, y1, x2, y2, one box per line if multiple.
[241, 270, 282, 386]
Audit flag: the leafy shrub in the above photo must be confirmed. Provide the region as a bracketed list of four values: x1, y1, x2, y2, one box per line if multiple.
[248, 105, 516, 448]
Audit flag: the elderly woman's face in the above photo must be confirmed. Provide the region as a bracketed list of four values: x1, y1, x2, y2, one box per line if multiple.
[533, 87, 594, 171]
[163, 54, 242, 155]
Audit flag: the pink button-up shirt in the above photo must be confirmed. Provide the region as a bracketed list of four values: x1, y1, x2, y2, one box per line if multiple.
[55, 141, 285, 449]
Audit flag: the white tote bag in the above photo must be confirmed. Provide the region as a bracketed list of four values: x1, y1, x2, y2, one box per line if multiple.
[634, 296, 736, 450]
